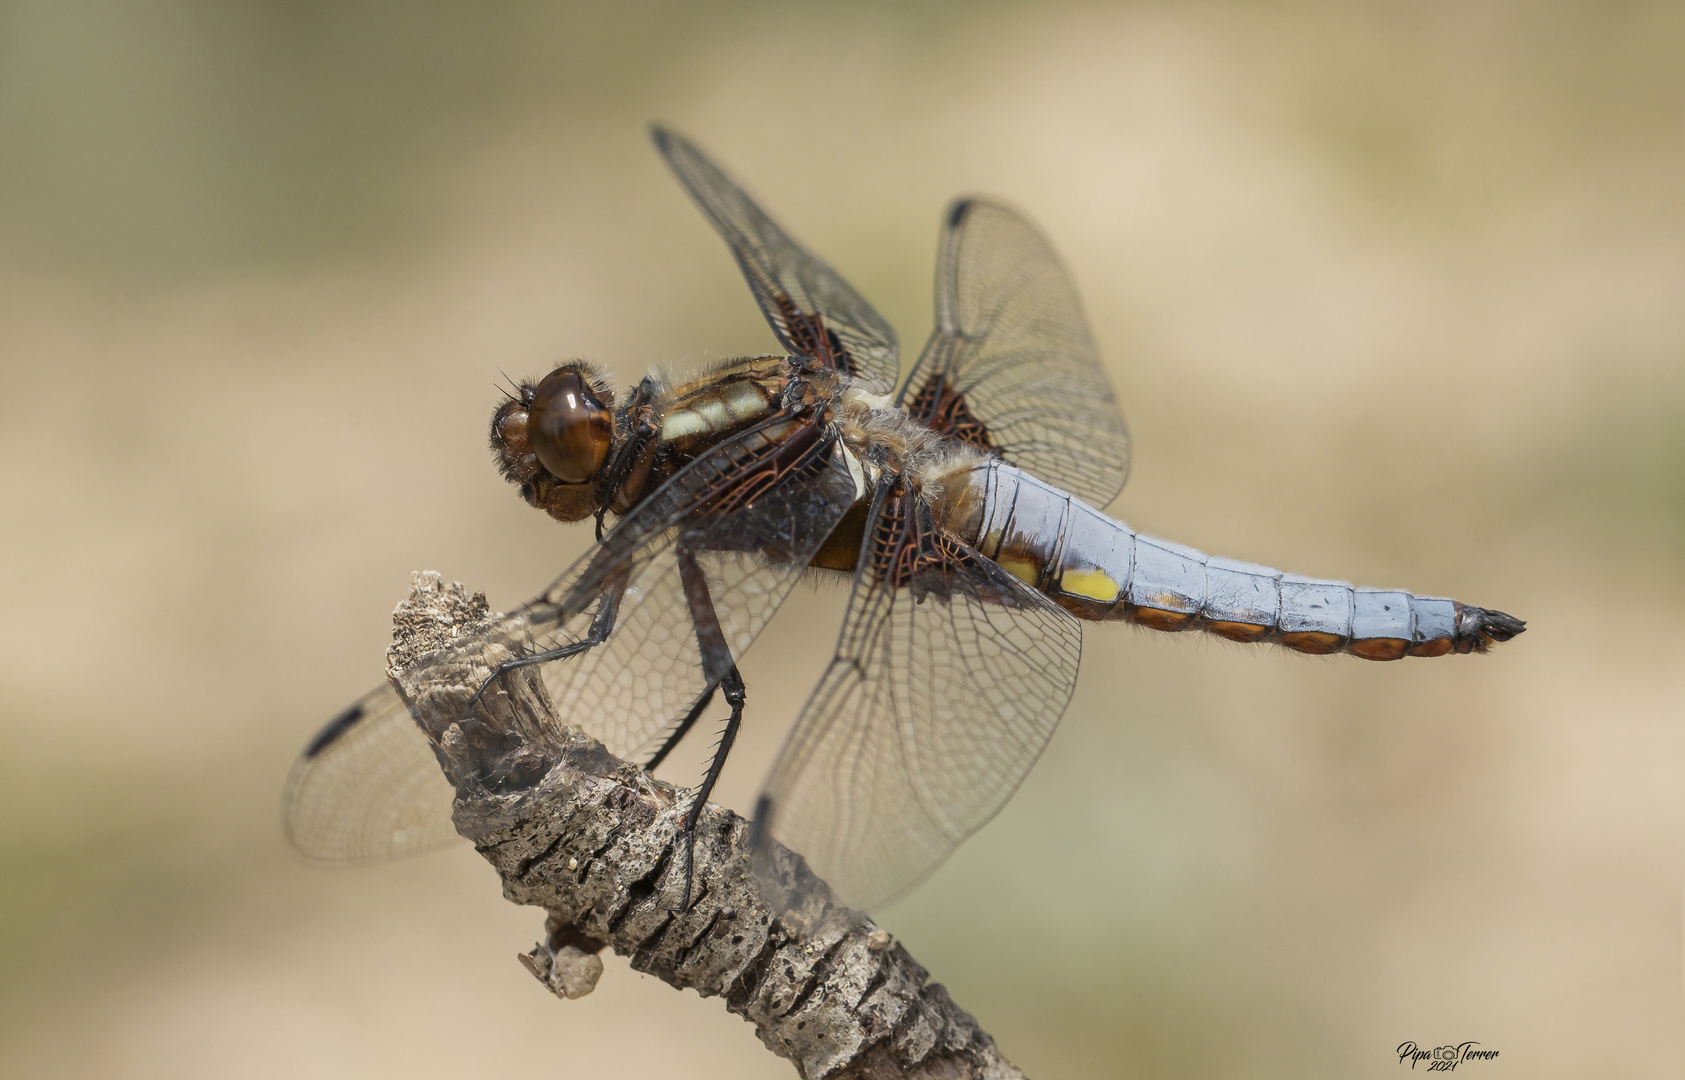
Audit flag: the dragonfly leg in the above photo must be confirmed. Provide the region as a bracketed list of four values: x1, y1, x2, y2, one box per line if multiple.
[644, 681, 717, 772]
[672, 664, 744, 913]
[594, 375, 663, 542]
[465, 581, 623, 718]
[667, 541, 747, 912]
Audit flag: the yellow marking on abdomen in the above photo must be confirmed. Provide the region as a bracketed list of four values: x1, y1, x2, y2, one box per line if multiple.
[997, 554, 1040, 586]
[1060, 568, 1121, 602]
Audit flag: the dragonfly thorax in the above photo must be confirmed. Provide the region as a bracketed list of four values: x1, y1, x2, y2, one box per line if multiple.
[835, 383, 991, 509]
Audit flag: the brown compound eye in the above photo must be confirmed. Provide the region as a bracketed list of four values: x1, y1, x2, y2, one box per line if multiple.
[528, 366, 613, 483]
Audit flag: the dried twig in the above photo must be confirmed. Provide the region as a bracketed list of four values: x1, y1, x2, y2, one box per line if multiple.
[387, 573, 1022, 1080]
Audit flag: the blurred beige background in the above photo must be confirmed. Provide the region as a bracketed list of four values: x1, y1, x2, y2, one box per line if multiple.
[1, 1, 1681, 1076]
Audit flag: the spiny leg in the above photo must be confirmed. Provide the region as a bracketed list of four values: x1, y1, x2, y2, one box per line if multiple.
[672, 665, 744, 913]
[644, 681, 717, 773]
[669, 541, 746, 912]
[465, 579, 623, 718]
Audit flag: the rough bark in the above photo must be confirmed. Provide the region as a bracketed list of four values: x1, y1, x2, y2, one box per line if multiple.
[386, 572, 1023, 1080]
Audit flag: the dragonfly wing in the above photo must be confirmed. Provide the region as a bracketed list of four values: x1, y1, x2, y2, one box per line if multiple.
[284, 415, 857, 862]
[900, 198, 1130, 507]
[652, 125, 900, 391]
[532, 421, 858, 761]
[283, 682, 461, 863]
[753, 491, 1083, 911]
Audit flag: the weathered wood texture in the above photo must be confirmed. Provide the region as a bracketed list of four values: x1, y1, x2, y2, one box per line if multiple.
[387, 573, 1023, 1080]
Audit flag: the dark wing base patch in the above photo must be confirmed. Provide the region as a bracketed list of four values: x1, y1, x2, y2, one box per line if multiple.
[904, 370, 995, 454]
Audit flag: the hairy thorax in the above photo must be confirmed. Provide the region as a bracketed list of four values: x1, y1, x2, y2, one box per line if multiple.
[830, 382, 991, 543]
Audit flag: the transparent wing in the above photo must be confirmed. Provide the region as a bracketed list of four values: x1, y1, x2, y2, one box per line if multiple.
[529, 420, 856, 760]
[282, 682, 462, 863]
[754, 508, 1083, 911]
[652, 125, 901, 391]
[284, 417, 857, 862]
[900, 199, 1130, 507]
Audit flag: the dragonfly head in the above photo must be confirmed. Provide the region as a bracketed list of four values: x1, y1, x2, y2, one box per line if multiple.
[491, 362, 616, 522]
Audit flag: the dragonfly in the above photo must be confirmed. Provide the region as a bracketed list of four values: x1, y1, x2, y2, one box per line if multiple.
[283, 126, 1525, 912]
